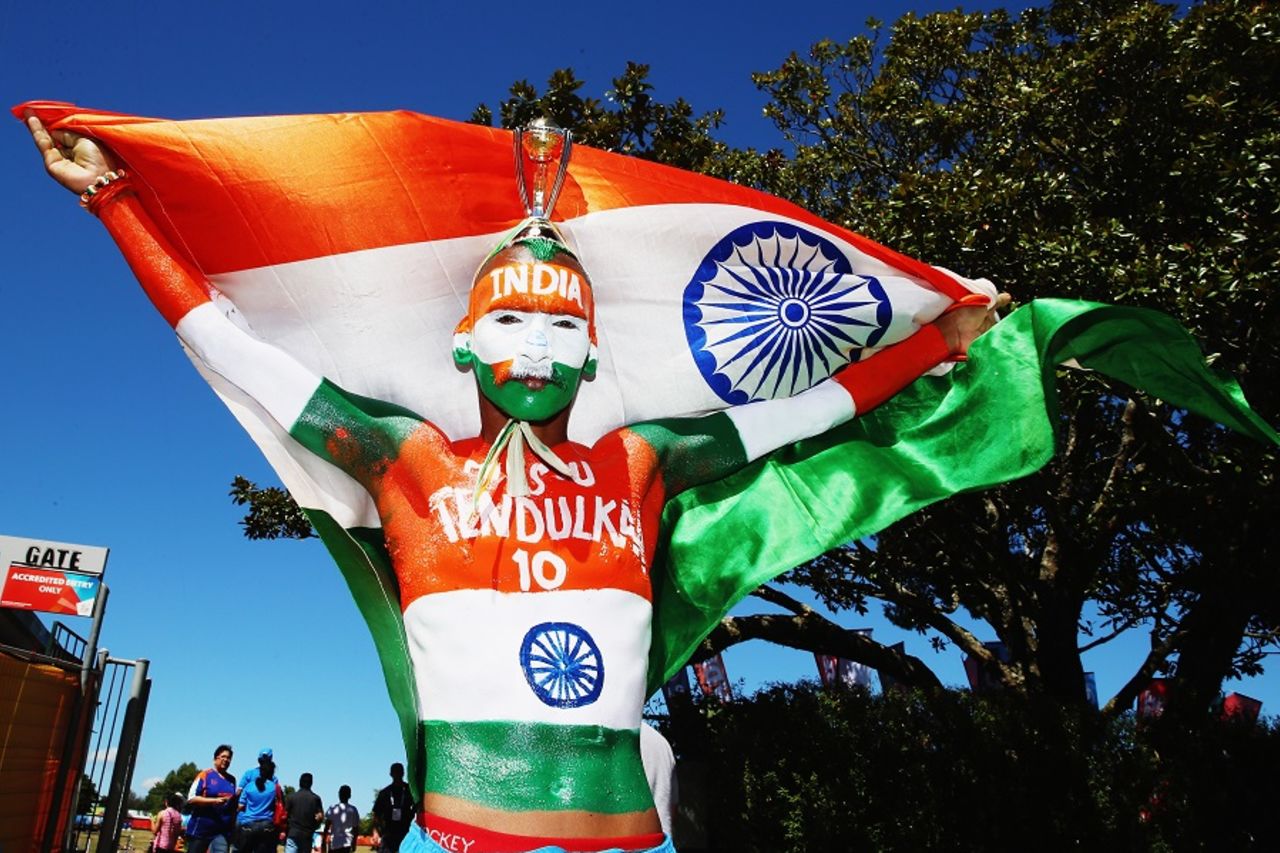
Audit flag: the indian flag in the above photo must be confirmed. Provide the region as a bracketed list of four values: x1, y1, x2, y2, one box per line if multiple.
[16, 102, 1278, 794]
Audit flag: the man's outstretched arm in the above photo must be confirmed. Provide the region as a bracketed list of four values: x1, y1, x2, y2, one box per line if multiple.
[26, 116, 412, 489]
[630, 295, 1009, 496]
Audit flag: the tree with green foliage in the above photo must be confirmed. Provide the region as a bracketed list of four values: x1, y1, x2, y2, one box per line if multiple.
[471, 62, 730, 174]
[77, 773, 98, 813]
[233, 0, 1278, 729]
[740, 0, 1279, 730]
[231, 475, 316, 541]
[142, 761, 198, 813]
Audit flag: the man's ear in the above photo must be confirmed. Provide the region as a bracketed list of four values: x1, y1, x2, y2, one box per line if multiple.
[452, 331, 475, 370]
[582, 344, 598, 380]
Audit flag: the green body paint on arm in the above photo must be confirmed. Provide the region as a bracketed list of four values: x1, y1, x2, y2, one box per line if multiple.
[629, 412, 748, 496]
[290, 379, 426, 488]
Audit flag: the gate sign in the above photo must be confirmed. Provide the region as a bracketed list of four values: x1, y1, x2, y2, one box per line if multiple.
[0, 535, 109, 617]
[0, 535, 109, 576]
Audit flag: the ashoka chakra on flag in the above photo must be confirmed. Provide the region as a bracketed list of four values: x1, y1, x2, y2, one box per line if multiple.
[683, 221, 894, 405]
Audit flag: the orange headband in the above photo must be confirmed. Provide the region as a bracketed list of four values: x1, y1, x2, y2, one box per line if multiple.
[457, 258, 597, 343]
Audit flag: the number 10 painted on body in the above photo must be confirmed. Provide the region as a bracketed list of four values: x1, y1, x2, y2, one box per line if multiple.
[513, 549, 568, 591]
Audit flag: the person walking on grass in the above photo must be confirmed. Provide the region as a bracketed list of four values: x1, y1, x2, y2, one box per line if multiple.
[284, 773, 323, 853]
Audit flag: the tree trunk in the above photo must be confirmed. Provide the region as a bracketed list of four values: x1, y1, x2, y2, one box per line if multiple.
[1033, 592, 1090, 705]
[1158, 584, 1252, 731]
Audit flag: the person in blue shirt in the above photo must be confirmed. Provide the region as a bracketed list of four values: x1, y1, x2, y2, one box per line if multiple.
[239, 748, 277, 792]
[237, 751, 282, 853]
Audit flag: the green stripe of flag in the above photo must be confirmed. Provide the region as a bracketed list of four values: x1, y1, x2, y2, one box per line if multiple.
[648, 299, 1279, 692]
[305, 511, 426, 793]
[422, 720, 652, 814]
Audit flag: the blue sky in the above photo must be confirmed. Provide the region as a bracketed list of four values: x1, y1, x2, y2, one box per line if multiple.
[2, 0, 1273, 815]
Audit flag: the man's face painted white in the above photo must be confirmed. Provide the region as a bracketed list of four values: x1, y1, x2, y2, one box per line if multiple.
[454, 235, 599, 423]
[467, 309, 594, 422]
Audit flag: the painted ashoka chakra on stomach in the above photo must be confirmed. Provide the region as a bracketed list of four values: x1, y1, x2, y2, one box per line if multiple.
[683, 221, 893, 405]
[520, 621, 604, 708]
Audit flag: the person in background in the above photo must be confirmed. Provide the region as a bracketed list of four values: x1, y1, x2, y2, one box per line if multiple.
[324, 786, 360, 853]
[187, 745, 238, 853]
[236, 756, 282, 853]
[640, 723, 678, 841]
[239, 748, 277, 792]
[152, 791, 185, 853]
[284, 773, 323, 853]
[371, 763, 416, 853]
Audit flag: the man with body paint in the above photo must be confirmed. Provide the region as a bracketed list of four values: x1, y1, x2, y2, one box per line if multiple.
[28, 117, 1006, 853]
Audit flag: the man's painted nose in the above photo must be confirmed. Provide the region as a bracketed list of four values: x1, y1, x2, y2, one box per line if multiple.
[525, 317, 550, 348]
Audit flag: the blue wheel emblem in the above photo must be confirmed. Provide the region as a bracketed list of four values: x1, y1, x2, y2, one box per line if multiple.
[520, 622, 604, 708]
[683, 221, 894, 405]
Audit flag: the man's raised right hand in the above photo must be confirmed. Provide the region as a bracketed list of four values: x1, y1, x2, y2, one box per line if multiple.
[26, 114, 116, 194]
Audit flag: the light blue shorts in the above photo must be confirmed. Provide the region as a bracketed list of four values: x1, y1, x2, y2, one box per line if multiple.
[402, 823, 676, 853]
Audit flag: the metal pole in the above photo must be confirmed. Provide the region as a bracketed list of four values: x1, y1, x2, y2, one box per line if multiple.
[81, 584, 109, 693]
[99, 659, 150, 853]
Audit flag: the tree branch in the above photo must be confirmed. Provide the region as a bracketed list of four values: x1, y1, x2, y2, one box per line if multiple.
[1100, 626, 1187, 717]
[1087, 398, 1141, 529]
[751, 584, 817, 617]
[1077, 612, 1144, 655]
[692, 612, 943, 690]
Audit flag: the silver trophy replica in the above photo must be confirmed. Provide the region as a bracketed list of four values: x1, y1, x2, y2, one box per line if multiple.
[514, 118, 573, 220]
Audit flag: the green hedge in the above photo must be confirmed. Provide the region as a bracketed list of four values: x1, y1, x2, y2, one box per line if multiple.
[687, 683, 1279, 851]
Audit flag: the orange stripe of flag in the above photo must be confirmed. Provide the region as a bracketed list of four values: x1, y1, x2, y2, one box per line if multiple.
[15, 101, 970, 300]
